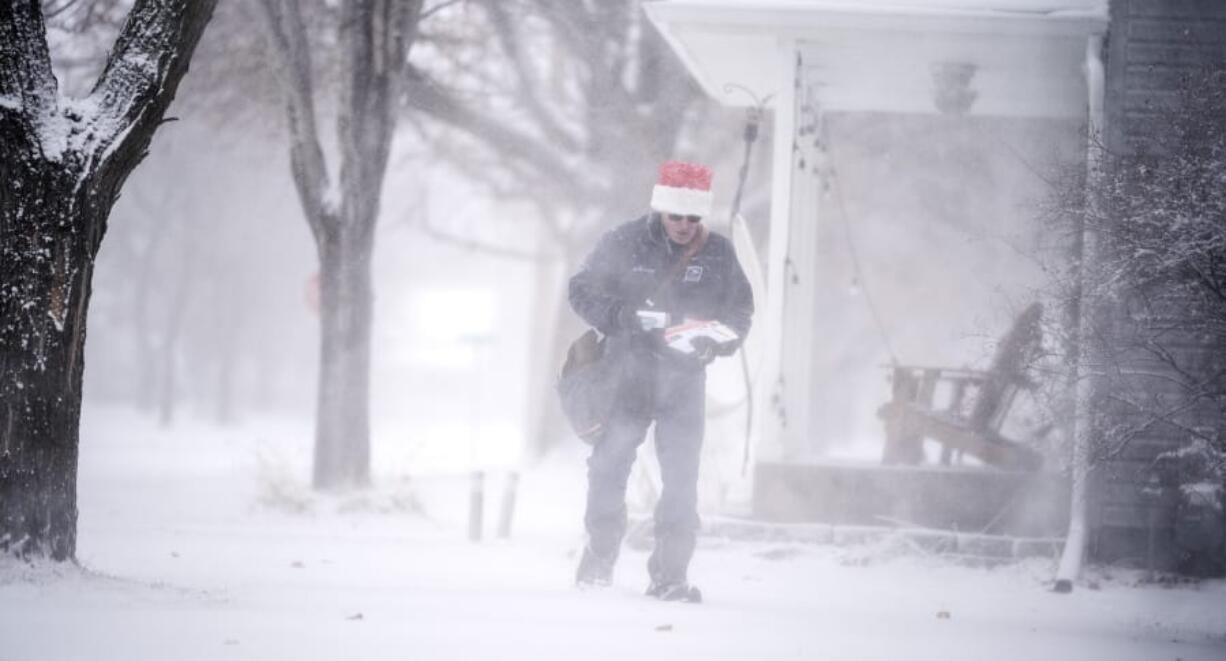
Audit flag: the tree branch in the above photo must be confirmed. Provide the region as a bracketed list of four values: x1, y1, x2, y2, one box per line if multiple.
[336, 0, 423, 238]
[480, 0, 581, 152]
[0, 1, 59, 155]
[402, 67, 600, 210]
[89, 0, 218, 167]
[421, 0, 465, 22]
[409, 211, 557, 263]
[253, 0, 332, 242]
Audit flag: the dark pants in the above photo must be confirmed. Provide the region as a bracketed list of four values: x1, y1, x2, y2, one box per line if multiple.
[583, 351, 705, 585]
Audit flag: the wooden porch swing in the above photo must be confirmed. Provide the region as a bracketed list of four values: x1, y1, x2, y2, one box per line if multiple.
[876, 301, 1046, 471]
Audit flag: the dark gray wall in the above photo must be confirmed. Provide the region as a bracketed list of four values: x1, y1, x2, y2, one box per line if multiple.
[1093, 0, 1226, 571]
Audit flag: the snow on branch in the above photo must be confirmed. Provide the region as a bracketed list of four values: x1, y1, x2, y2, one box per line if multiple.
[253, 0, 335, 239]
[86, 0, 217, 166]
[0, 2, 61, 155]
[1, 0, 214, 165]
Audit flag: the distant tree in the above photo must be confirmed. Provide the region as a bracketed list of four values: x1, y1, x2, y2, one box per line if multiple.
[406, 0, 701, 229]
[254, 0, 426, 489]
[50, 0, 311, 427]
[0, 0, 217, 560]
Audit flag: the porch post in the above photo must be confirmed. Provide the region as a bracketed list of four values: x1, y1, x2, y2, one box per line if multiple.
[781, 52, 824, 458]
[753, 38, 799, 462]
[1056, 31, 1106, 593]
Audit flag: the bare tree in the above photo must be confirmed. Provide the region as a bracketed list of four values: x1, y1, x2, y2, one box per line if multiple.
[0, 0, 217, 561]
[254, 0, 424, 489]
[407, 0, 701, 238]
[35, 2, 275, 427]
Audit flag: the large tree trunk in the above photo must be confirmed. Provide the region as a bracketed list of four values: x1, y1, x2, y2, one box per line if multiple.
[0, 164, 102, 560]
[256, 0, 419, 489]
[521, 255, 571, 458]
[213, 308, 240, 425]
[0, 0, 217, 561]
[156, 243, 192, 427]
[314, 231, 375, 487]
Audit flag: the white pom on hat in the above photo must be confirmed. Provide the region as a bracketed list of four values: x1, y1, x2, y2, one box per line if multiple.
[650, 160, 714, 217]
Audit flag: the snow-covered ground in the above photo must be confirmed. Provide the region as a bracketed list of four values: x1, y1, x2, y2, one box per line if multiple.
[2, 406, 1224, 661]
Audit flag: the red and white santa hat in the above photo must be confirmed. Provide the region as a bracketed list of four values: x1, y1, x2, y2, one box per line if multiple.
[650, 160, 714, 218]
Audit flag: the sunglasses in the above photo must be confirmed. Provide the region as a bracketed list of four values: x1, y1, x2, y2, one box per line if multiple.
[665, 213, 703, 224]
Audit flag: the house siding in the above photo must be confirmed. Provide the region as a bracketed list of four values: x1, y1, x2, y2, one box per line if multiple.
[1094, 0, 1226, 570]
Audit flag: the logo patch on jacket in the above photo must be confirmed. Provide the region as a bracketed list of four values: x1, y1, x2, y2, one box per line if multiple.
[683, 265, 703, 283]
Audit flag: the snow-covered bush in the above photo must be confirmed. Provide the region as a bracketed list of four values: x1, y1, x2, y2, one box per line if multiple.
[1151, 438, 1226, 575]
[1043, 62, 1226, 461]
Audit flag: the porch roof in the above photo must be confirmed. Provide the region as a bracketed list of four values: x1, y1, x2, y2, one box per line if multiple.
[644, 0, 1108, 117]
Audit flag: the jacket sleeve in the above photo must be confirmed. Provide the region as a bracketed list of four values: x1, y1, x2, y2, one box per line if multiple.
[568, 229, 624, 335]
[718, 242, 755, 341]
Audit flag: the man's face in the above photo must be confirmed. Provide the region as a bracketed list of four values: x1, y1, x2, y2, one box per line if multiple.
[662, 212, 702, 245]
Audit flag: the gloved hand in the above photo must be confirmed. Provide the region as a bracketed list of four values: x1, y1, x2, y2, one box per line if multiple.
[690, 336, 718, 366]
[714, 339, 742, 357]
[616, 304, 668, 334]
[616, 304, 643, 333]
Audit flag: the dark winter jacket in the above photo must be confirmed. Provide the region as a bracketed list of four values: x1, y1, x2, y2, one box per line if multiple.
[569, 214, 754, 359]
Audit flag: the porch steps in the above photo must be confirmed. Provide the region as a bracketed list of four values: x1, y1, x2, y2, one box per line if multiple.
[700, 516, 1065, 563]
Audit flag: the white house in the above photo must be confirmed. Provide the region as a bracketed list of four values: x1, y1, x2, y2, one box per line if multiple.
[646, 0, 1107, 462]
[647, 0, 1226, 579]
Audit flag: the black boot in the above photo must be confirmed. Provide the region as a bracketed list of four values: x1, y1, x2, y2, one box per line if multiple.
[575, 546, 616, 587]
[645, 581, 703, 603]
[645, 535, 701, 602]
